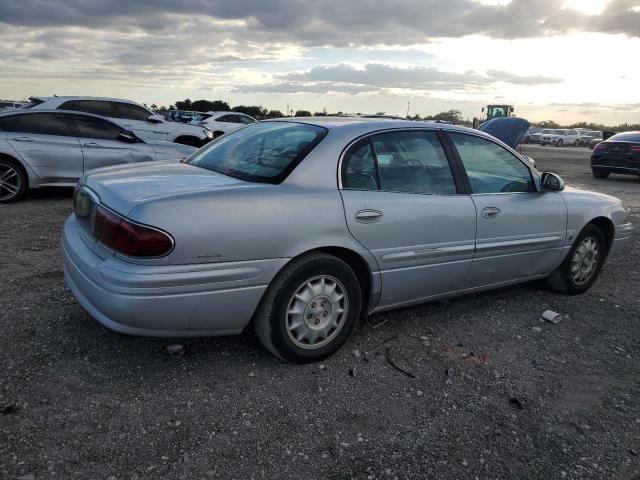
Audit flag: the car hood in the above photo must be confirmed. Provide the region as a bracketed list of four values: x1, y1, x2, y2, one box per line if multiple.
[146, 140, 197, 161]
[82, 162, 250, 216]
[477, 117, 531, 149]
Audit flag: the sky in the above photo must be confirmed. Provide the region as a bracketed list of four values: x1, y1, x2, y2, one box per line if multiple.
[0, 0, 639, 124]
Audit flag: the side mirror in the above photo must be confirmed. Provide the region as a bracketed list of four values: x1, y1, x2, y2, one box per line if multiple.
[541, 172, 565, 192]
[147, 114, 163, 124]
[117, 130, 137, 143]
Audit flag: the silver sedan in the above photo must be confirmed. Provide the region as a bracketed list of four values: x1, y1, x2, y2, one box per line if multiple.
[0, 109, 196, 202]
[61, 118, 633, 362]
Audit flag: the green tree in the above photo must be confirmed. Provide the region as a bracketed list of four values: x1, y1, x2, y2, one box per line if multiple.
[232, 105, 268, 118]
[191, 99, 230, 112]
[295, 110, 312, 117]
[174, 99, 192, 110]
[265, 110, 284, 118]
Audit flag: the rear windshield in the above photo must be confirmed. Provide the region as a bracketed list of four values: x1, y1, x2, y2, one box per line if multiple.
[186, 122, 327, 183]
[608, 132, 640, 142]
[19, 98, 45, 109]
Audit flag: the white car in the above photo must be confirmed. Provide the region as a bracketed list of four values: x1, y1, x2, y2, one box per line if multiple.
[540, 129, 582, 147]
[190, 111, 257, 137]
[24, 96, 213, 147]
[0, 101, 26, 112]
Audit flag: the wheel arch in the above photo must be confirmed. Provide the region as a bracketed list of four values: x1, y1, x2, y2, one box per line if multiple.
[587, 216, 615, 254]
[173, 135, 202, 147]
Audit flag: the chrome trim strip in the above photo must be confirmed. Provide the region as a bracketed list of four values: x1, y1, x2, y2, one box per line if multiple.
[381, 244, 475, 263]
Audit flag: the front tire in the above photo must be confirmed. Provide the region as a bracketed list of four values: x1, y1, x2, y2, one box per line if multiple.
[592, 169, 610, 179]
[557, 139, 563, 147]
[574, 139, 580, 147]
[0, 158, 27, 203]
[255, 253, 362, 363]
[546, 224, 606, 294]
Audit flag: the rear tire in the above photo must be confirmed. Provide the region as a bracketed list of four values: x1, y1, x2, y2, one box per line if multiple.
[557, 139, 563, 147]
[592, 169, 610, 179]
[546, 224, 606, 294]
[574, 139, 580, 147]
[0, 158, 27, 203]
[254, 253, 362, 363]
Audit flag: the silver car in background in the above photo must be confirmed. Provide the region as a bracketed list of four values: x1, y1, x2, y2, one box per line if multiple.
[62, 118, 633, 363]
[0, 109, 196, 202]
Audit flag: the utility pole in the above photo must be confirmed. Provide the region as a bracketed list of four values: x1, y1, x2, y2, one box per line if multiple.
[406, 101, 410, 119]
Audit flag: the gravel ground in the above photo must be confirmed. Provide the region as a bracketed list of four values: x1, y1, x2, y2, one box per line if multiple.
[1, 146, 639, 479]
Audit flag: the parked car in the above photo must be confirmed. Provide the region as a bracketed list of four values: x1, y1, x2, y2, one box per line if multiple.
[0, 109, 196, 203]
[190, 111, 257, 137]
[540, 129, 581, 147]
[591, 131, 640, 179]
[529, 128, 553, 144]
[23, 96, 214, 147]
[521, 127, 541, 144]
[62, 118, 632, 363]
[586, 131, 604, 149]
[0, 101, 26, 112]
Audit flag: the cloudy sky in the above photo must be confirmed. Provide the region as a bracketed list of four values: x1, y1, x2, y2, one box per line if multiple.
[1, 0, 639, 124]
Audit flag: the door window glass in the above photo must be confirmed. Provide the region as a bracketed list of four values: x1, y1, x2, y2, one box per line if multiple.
[0, 115, 18, 131]
[239, 115, 256, 124]
[449, 133, 535, 194]
[72, 114, 123, 140]
[341, 140, 378, 190]
[372, 131, 456, 194]
[69, 100, 114, 117]
[218, 115, 240, 123]
[14, 113, 71, 136]
[114, 102, 152, 121]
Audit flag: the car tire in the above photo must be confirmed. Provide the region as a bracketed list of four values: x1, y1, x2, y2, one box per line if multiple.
[557, 139, 563, 147]
[574, 139, 580, 147]
[0, 157, 27, 203]
[254, 252, 362, 363]
[545, 224, 607, 295]
[592, 169, 610, 179]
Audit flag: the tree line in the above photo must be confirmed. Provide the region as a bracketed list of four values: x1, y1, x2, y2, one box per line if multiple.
[149, 100, 639, 132]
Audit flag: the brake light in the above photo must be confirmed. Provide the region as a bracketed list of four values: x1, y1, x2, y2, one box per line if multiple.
[594, 143, 607, 152]
[94, 206, 173, 257]
[630, 145, 640, 154]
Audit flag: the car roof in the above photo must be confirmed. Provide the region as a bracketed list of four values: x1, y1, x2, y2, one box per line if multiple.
[30, 96, 146, 106]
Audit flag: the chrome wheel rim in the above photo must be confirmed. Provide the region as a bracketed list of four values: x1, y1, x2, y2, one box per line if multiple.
[571, 236, 600, 285]
[0, 164, 20, 201]
[286, 275, 349, 350]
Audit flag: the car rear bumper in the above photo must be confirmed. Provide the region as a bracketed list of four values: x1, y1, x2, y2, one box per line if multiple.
[62, 214, 287, 337]
[609, 222, 634, 257]
[591, 162, 640, 175]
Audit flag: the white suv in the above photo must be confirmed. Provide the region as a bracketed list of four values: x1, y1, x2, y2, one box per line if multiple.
[540, 128, 581, 147]
[24, 96, 213, 147]
[190, 111, 257, 137]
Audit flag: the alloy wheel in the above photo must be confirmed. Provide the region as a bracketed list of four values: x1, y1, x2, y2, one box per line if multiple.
[285, 275, 349, 349]
[571, 236, 600, 285]
[0, 164, 21, 201]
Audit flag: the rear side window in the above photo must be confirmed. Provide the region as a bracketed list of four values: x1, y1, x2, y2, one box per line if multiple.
[0, 115, 18, 131]
[63, 100, 114, 117]
[72, 115, 123, 140]
[449, 133, 535, 194]
[114, 102, 151, 121]
[239, 115, 256, 124]
[342, 140, 378, 190]
[13, 113, 71, 136]
[218, 115, 240, 123]
[187, 122, 327, 184]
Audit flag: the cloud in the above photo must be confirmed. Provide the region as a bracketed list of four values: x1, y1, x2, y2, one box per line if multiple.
[235, 63, 564, 94]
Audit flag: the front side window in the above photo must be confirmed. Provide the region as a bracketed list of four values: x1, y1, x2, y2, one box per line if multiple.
[218, 114, 240, 123]
[69, 100, 114, 117]
[449, 133, 535, 194]
[187, 122, 327, 184]
[372, 131, 456, 194]
[114, 102, 152, 121]
[13, 113, 71, 136]
[72, 115, 123, 140]
[239, 115, 256, 124]
[0, 115, 18, 131]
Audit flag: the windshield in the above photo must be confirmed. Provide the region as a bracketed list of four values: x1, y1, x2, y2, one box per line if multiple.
[186, 121, 327, 184]
[20, 98, 44, 109]
[608, 132, 640, 142]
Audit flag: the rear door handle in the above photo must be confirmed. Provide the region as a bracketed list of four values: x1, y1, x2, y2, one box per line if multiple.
[355, 209, 383, 223]
[83, 142, 101, 148]
[12, 136, 33, 142]
[481, 207, 501, 219]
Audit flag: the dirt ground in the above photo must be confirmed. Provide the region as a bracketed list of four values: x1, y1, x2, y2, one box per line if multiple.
[1, 145, 639, 479]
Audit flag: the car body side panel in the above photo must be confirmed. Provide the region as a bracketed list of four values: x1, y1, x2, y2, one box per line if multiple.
[80, 139, 156, 171]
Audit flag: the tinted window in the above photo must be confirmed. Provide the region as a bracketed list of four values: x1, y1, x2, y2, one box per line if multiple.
[114, 102, 151, 121]
[608, 132, 640, 142]
[72, 115, 123, 140]
[0, 115, 18, 131]
[372, 131, 456, 194]
[450, 133, 535, 194]
[14, 113, 71, 136]
[72, 100, 114, 117]
[342, 140, 378, 190]
[239, 115, 256, 124]
[187, 122, 327, 184]
[218, 115, 240, 123]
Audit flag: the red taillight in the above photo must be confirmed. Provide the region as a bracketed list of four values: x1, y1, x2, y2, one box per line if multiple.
[630, 145, 640, 154]
[94, 206, 173, 258]
[594, 143, 607, 152]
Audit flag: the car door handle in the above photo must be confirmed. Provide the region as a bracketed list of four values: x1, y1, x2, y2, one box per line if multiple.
[355, 209, 383, 223]
[83, 142, 101, 148]
[481, 207, 501, 219]
[12, 136, 33, 142]
[152, 130, 165, 134]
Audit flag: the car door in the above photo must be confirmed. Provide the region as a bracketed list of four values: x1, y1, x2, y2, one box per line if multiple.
[69, 114, 156, 171]
[340, 129, 477, 308]
[446, 132, 567, 288]
[111, 102, 168, 141]
[6, 112, 83, 182]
